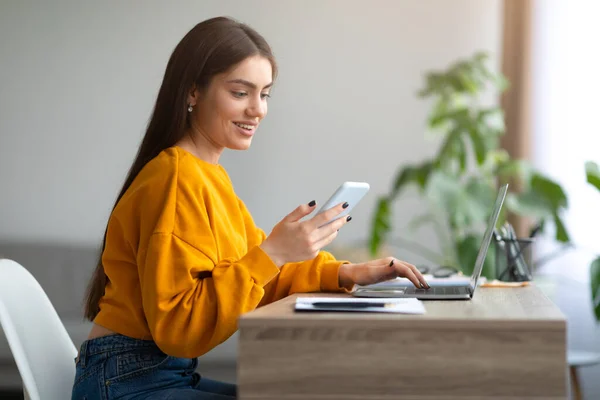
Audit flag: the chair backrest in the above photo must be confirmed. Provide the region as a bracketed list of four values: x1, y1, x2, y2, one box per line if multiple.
[0, 259, 77, 400]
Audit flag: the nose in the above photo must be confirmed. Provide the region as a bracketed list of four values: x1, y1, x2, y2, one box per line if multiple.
[246, 98, 267, 120]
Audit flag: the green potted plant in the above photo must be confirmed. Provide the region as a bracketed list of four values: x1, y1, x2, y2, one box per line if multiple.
[368, 52, 600, 320]
[586, 161, 600, 320]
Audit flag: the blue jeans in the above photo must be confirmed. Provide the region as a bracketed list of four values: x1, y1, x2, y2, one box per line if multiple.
[71, 334, 237, 399]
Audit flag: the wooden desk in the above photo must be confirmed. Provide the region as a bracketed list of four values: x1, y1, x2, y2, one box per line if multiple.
[238, 285, 567, 399]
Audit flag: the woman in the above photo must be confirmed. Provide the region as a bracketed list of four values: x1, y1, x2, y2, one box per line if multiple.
[72, 16, 428, 400]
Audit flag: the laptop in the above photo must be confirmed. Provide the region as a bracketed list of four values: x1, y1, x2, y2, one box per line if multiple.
[353, 184, 508, 300]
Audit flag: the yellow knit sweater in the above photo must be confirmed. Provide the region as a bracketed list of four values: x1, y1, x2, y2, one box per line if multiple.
[95, 146, 349, 358]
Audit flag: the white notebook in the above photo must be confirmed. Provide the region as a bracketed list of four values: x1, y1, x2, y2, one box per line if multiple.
[294, 297, 426, 314]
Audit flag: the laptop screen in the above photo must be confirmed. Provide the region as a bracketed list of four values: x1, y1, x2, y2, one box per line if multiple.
[469, 184, 508, 292]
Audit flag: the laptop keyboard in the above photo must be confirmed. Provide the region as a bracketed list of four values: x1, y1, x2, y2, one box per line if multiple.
[407, 286, 468, 295]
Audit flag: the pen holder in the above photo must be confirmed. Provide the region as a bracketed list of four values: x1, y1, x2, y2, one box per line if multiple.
[494, 236, 535, 282]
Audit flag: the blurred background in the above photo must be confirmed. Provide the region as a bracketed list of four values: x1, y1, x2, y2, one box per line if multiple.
[1, 0, 599, 398]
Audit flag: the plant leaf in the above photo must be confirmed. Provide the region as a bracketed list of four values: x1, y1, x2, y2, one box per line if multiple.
[418, 72, 444, 97]
[477, 108, 506, 135]
[506, 191, 570, 243]
[369, 197, 391, 256]
[465, 180, 497, 209]
[456, 136, 467, 172]
[553, 213, 570, 243]
[591, 256, 600, 321]
[495, 159, 532, 183]
[505, 191, 553, 220]
[391, 163, 431, 198]
[436, 127, 464, 166]
[425, 172, 492, 236]
[467, 127, 486, 165]
[429, 109, 465, 129]
[455, 234, 496, 278]
[392, 166, 419, 197]
[531, 174, 568, 209]
[456, 235, 479, 275]
[586, 161, 600, 191]
[473, 51, 488, 62]
[458, 70, 479, 93]
[415, 163, 433, 188]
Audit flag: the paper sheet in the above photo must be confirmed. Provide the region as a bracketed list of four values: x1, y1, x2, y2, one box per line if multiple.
[295, 297, 426, 314]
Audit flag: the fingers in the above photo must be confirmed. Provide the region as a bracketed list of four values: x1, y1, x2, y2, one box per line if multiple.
[313, 212, 351, 242]
[300, 211, 349, 258]
[398, 264, 421, 288]
[409, 264, 430, 288]
[312, 229, 340, 253]
[390, 259, 430, 289]
[372, 257, 397, 267]
[285, 200, 318, 222]
[308, 201, 349, 229]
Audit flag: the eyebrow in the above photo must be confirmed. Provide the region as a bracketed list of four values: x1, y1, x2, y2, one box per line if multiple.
[226, 78, 273, 90]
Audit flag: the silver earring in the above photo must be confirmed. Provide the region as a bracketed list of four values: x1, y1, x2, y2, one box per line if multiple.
[187, 105, 193, 112]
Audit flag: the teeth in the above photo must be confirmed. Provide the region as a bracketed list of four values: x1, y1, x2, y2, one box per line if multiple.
[234, 122, 255, 130]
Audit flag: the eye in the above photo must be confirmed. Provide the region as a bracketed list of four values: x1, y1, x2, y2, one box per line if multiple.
[231, 91, 247, 98]
[261, 93, 271, 100]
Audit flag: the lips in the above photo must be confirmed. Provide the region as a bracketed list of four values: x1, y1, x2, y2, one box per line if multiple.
[233, 122, 256, 130]
[233, 121, 256, 136]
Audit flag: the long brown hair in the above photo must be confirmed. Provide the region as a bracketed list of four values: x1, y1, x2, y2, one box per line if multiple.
[84, 16, 277, 321]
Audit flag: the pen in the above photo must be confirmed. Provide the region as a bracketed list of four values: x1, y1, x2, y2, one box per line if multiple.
[310, 302, 393, 308]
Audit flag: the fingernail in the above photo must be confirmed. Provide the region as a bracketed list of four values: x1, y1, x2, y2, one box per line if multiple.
[420, 283, 425, 289]
[389, 260, 394, 267]
[346, 216, 352, 222]
[308, 200, 316, 207]
[342, 202, 349, 209]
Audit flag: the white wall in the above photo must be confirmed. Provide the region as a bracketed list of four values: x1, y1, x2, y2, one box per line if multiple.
[0, 0, 502, 254]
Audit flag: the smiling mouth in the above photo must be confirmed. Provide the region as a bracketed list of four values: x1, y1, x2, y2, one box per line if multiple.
[233, 122, 256, 130]
[233, 122, 257, 135]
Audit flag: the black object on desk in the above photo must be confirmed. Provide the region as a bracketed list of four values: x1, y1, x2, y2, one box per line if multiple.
[311, 302, 393, 309]
[494, 223, 535, 282]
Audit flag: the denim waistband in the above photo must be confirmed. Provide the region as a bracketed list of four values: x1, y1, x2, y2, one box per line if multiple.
[78, 334, 161, 368]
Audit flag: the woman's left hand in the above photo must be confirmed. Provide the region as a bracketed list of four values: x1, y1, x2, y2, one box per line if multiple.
[338, 257, 430, 289]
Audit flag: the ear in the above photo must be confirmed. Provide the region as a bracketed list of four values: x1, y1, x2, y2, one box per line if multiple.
[187, 85, 200, 107]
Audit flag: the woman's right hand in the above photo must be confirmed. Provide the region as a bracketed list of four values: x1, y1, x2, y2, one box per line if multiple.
[259, 201, 351, 266]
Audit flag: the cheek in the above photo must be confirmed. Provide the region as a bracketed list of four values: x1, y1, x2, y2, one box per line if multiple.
[215, 94, 243, 122]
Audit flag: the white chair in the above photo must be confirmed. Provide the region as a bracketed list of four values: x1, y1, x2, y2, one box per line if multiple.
[568, 350, 600, 400]
[0, 258, 77, 400]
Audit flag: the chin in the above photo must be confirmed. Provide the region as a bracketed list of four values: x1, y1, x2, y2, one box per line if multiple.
[229, 139, 253, 151]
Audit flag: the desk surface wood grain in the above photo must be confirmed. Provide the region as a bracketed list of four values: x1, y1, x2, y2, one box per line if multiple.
[238, 285, 567, 400]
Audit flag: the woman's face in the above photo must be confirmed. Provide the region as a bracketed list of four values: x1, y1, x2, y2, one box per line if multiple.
[188, 55, 273, 155]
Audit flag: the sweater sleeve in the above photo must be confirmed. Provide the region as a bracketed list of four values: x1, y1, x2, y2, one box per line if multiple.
[138, 232, 280, 358]
[237, 199, 354, 307]
[258, 251, 353, 306]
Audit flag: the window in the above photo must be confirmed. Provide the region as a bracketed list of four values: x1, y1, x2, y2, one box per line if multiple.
[531, 0, 600, 281]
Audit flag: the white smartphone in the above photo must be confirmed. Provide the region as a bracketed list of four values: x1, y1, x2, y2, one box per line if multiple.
[316, 181, 370, 227]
